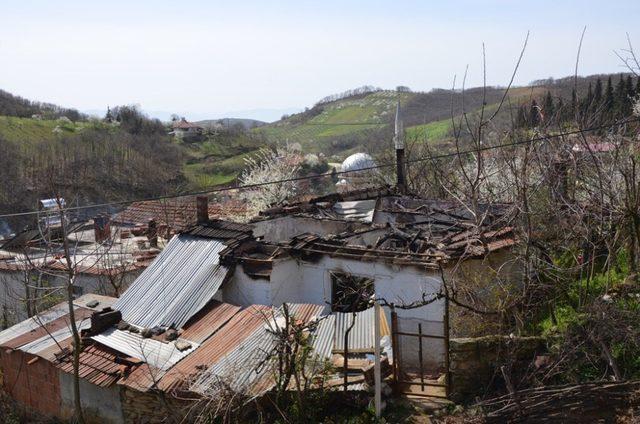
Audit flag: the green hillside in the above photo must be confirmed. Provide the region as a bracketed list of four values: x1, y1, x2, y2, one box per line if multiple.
[0, 116, 91, 142]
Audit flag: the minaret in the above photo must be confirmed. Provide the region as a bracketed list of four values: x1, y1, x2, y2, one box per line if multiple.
[393, 101, 407, 194]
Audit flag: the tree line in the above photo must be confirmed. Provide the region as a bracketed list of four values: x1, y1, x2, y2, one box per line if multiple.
[516, 74, 640, 128]
[0, 89, 84, 121]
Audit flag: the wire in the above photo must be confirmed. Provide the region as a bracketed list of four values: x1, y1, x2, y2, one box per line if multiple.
[0, 117, 637, 219]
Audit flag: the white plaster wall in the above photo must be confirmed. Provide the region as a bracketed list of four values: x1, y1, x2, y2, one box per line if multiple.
[0, 268, 140, 327]
[225, 255, 444, 320]
[223, 255, 446, 370]
[59, 371, 124, 423]
[0, 270, 29, 325]
[252, 216, 357, 242]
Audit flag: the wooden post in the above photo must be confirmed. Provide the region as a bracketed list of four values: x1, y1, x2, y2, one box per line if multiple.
[374, 303, 382, 418]
[444, 295, 451, 397]
[390, 305, 400, 386]
[418, 323, 424, 391]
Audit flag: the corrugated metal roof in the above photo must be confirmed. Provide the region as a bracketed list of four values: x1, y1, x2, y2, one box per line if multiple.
[0, 302, 72, 346]
[58, 344, 139, 388]
[190, 326, 275, 396]
[21, 320, 91, 355]
[180, 301, 242, 344]
[158, 305, 270, 391]
[310, 314, 336, 361]
[333, 307, 389, 353]
[188, 303, 326, 397]
[286, 303, 325, 323]
[92, 328, 198, 371]
[114, 234, 231, 329]
[1, 308, 93, 349]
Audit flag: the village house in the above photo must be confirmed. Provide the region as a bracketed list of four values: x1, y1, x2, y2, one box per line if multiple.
[169, 118, 203, 139]
[0, 187, 517, 422]
[0, 217, 158, 327]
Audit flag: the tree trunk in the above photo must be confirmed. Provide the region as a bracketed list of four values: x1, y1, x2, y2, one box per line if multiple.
[58, 203, 85, 424]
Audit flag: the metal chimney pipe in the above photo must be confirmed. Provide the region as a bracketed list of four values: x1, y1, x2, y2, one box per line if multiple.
[393, 101, 407, 194]
[196, 196, 209, 224]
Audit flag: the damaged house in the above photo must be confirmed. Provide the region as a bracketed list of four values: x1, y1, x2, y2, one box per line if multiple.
[0, 187, 517, 422]
[0, 216, 159, 327]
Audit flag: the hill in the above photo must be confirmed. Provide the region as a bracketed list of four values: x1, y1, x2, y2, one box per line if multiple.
[196, 118, 267, 130]
[0, 89, 84, 121]
[0, 105, 185, 232]
[253, 74, 634, 161]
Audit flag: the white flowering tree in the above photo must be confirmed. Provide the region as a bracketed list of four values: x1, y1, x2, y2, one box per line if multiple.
[239, 147, 301, 217]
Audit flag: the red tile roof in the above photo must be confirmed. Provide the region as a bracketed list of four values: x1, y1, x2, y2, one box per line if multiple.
[114, 199, 248, 231]
[172, 119, 202, 130]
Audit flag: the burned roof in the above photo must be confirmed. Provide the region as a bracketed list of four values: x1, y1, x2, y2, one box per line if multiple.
[256, 186, 513, 232]
[282, 222, 516, 267]
[257, 186, 396, 222]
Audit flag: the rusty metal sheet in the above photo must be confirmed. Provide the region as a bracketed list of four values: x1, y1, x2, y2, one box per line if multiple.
[180, 301, 242, 344]
[1, 307, 93, 350]
[157, 305, 270, 391]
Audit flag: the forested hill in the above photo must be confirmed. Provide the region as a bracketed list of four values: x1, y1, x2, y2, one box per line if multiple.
[255, 73, 637, 159]
[0, 89, 84, 121]
[0, 105, 185, 234]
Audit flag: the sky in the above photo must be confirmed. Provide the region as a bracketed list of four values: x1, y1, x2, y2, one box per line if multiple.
[0, 0, 638, 122]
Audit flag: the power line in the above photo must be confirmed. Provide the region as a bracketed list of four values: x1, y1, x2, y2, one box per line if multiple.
[0, 117, 637, 219]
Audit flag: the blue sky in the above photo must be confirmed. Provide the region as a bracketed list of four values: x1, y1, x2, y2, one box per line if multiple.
[0, 1, 637, 121]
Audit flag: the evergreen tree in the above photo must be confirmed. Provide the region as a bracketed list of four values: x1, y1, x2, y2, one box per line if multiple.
[615, 75, 626, 116]
[604, 76, 615, 117]
[543, 91, 555, 122]
[570, 88, 578, 120]
[624, 75, 635, 115]
[556, 97, 566, 123]
[593, 78, 603, 105]
[581, 83, 593, 118]
[636, 77, 640, 99]
[105, 106, 113, 123]
[530, 99, 541, 127]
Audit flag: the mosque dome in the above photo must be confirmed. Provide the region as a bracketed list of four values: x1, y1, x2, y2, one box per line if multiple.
[341, 153, 376, 174]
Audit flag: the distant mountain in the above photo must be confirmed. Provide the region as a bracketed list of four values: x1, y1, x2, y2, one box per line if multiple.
[83, 108, 303, 123]
[196, 118, 267, 130]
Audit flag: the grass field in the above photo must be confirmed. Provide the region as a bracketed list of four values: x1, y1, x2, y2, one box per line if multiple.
[405, 118, 452, 143]
[0, 116, 88, 143]
[255, 91, 412, 154]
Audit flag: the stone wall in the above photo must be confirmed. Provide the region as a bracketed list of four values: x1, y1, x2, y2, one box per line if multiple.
[449, 335, 546, 402]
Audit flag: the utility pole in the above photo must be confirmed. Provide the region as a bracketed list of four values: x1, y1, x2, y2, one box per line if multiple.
[394, 101, 407, 194]
[374, 302, 382, 418]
